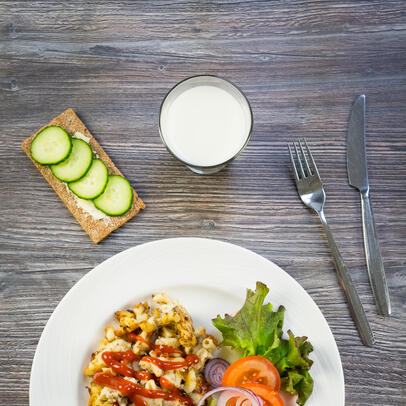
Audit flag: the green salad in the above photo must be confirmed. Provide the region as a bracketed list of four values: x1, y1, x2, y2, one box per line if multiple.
[212, 282, 314, 405]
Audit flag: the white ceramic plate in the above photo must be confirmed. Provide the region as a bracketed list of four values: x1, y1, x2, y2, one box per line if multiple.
[30, 238, 344, 406]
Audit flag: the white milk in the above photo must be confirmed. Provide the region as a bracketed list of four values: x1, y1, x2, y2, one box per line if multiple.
[160, 84, 251, 167]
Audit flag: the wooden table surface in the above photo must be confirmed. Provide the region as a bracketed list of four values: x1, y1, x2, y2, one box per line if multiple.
[1, 1, 405, 405]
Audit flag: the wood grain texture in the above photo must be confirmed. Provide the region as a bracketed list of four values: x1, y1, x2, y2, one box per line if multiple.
[0, 1, 405, 405]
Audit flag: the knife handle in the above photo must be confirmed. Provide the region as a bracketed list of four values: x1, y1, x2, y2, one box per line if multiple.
[360, 191, 391, 316]
[318, 211, 374, 347]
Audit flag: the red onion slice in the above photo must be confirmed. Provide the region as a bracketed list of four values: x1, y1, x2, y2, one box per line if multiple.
[218, 390, 254, 406]
[197, 386, 261, 406]
[204, 358, 230, 387]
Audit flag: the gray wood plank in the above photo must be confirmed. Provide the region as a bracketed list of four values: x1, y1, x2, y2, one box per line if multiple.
[0, 1, 405, 405]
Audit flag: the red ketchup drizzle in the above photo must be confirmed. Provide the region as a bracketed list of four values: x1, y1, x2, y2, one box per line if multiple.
[93, 372, 194, 406]
[141, 354, 199, 370]
[99, 337, 198, 406]
[102, 351, 140, 378]
[127, 333, 185, 356]
[136, 371, 154, 381]
[127, 333, 151, 346]
[155, 344, 185, 356]
[159, 376, 189, 399]
[101, 351, 156, 381]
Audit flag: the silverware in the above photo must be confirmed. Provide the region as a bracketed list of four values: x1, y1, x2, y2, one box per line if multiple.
[288, 139, 374, 347]
[347, 95, 391, 316]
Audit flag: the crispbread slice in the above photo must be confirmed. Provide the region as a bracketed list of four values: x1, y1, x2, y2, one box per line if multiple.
[22, 108, 145, 243]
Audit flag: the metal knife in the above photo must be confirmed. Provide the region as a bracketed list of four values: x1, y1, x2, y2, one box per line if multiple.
[347, 94, 391, 316]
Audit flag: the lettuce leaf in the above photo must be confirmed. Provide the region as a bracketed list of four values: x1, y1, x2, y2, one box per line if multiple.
[212, 282, 314, 406]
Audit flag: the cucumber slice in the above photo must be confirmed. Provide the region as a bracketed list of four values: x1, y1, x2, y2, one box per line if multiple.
[68, 159, 108, 200]
[94, 175, 133, 216]
[30, 126, 72, 165]
[50, 138, 93, 182]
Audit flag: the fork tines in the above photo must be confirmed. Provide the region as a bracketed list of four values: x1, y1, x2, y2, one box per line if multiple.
[288, 138, 320, 180]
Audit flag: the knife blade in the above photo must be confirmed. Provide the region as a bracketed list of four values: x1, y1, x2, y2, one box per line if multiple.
[347, 94, 391, 316]
[347, 95, 368, 191]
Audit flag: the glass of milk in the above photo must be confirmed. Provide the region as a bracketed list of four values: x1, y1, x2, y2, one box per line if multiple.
[159, 75, 253, 174]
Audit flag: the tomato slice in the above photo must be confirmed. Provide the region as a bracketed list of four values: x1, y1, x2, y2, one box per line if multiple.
[240, 383, 284, 406]
[222, 356, 281, 392]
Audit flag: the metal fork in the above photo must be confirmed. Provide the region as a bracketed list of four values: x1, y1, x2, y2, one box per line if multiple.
[288, 139, 374, 347]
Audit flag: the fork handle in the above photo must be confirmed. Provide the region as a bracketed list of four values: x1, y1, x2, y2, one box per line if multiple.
[318, 211, 375, 347]
[360, 191, 391, 316]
